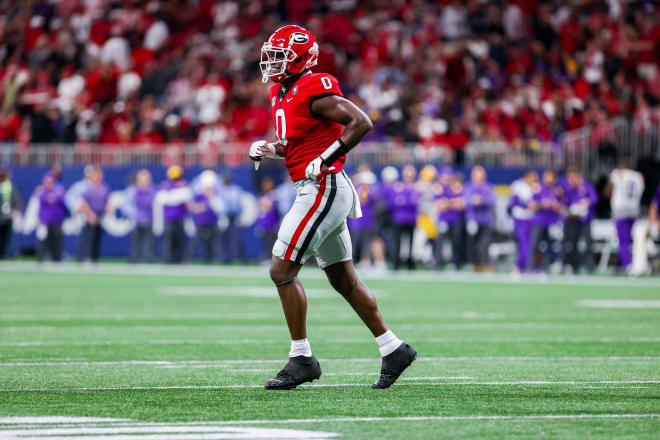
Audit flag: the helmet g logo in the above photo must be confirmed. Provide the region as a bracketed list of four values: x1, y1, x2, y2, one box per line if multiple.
[291, 32, 309, 44]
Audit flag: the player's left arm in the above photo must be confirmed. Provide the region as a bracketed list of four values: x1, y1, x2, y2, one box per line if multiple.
[307, 95, 372, 175]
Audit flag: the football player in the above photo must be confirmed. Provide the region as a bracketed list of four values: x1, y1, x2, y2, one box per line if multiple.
[250, 25, 416, 390]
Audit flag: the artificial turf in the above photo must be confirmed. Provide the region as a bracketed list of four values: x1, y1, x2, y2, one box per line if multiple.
[1, 263, 659, 439]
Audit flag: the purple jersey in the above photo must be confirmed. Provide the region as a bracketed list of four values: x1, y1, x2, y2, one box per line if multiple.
[256, 192, 280, 231]
[533, 184, 562, 226]
[133, 185, 155, 225]
[192, 193, 218, 226]
[36, 183, 67, 225]
[386, 182, 420, 225]
[437, 182, 465, 224]
[348, 183, 376, 231]
[562, 180, 597, 223]
[464, 182, 495, 226]
[159, 180, 188, 222]
[82, 183, 109, 215]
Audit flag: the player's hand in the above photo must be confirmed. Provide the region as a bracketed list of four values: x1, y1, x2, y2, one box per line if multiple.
[249, 140, 277, 162]
[305, 157, 334, 181]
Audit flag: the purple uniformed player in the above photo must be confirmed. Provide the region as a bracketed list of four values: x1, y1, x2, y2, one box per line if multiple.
[159, 165, 190, 264]
[256, 177, 280, 262]
[464, 166, 495, 271]
[79, 166, 109, 263]
[561, 168, 598, 273]
[348, 166, 386, 270]
[125, 169, 156, 263]
[606, 162, 644, 271]
[509, 171, 539, 273]
[35, 172, 67, 261]
[189, 171, 223, 264]
[385, 165, 420, 270]
[531, 170, 563, 272]
[435, 167, 466, 270]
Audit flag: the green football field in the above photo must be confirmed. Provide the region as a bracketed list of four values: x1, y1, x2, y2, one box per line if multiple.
[1, 262, 659, 439]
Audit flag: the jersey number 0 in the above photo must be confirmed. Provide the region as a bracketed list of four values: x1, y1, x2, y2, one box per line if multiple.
[275, 76, 334, 147]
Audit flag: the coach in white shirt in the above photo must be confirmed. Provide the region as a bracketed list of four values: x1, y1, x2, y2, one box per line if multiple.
[607, 162, 644, 271]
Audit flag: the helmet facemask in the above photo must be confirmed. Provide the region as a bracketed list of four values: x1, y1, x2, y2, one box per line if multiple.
[260, 43, 296, 83]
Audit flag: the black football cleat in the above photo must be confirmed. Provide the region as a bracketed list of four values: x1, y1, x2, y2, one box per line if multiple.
[371, 343, 417, 389]
[264, 355, 322, 390]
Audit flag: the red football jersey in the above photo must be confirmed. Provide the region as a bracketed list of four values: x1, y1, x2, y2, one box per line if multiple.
[269, 72, 345, 181]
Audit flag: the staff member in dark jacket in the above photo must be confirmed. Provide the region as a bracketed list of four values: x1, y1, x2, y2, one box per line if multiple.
[0, 166, 22, 259]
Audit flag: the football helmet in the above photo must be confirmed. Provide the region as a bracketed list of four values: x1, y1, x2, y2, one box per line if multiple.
[260, 25, 319, 83]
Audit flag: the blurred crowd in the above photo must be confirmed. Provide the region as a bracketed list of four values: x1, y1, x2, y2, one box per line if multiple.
[1, 162, 659, 275]
[1, 0, 659, 162]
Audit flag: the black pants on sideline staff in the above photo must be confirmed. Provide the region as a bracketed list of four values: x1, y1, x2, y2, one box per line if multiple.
[39, 224, 63, 262]
[393, 223, 415, 270]
[0, 221, 11, 258]
[131, 225, 154, 263]
[468, 224, 491, 266]
[80, 222, 103, 262]
[190, 224, 217, 263]
[562, 219, 594, 273]
[436, 221, 466, 269]
[532, 225, 559, 271]
[164, 220, 186, 264]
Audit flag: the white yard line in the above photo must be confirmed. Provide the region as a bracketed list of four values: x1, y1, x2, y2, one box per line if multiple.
[2, 261, 660, 288]
[4, 336, 660, 347]
[1, 356, 659, 367]
[577, 299, 660, 309]
[2, 380, 659, 392]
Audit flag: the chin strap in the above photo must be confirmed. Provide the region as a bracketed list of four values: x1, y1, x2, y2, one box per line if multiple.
[274, 276, 298, 287]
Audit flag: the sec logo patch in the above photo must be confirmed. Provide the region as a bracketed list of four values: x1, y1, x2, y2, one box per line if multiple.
[271, 97, 276, 107]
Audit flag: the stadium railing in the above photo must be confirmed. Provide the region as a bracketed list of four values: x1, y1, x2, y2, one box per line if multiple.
[1, 117, 657, 173]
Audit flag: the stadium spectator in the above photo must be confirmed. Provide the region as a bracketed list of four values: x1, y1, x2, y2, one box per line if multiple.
[219, 173, 244, 263]
[34, 172, 66, 262]
[189, 170, 223, 263]
[158, 165, 190, 264]
[385, 164, 419, 270]
[1, 0, 657, 156]
[510, 170, 539, 274]
[0, 166, 22, 259]
[435, 167, 466, 270]
[123, 169, 156, 263]
[255, 176, 280, 263]
[78, 166, 110, 263]
[531, 170, 563, 273]
[607, 162, 645, 272]
[464, 166, 495, 272]
[561, 168, 598, 274]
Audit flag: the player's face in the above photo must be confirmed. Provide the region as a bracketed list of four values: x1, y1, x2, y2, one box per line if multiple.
[471, 167, 485, 184]
[260, 45, 293, 83]
[543, 171, 556, 187]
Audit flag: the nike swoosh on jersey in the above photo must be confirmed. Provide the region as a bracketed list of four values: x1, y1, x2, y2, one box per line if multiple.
[287, 98, 294, 102]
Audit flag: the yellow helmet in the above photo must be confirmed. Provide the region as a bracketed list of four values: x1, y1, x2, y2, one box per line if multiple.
[167, 165, 183, 180]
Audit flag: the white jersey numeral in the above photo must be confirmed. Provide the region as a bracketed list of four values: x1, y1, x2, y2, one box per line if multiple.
[321, 76, 332, 90]
[275, 108, 287, 145]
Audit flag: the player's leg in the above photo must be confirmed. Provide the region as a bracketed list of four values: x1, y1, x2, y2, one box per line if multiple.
[264, 255, 322, 390]
[263, 178, 333, 390]
[269, 256, 306, 340]
[318, 224, 416, 389]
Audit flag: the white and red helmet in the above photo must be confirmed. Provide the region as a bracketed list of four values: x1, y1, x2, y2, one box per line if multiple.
[260, 25, 319, 83]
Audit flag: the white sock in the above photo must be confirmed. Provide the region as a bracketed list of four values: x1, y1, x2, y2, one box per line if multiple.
[289, 338, 312, 357]
[375, 329, 403, 357]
